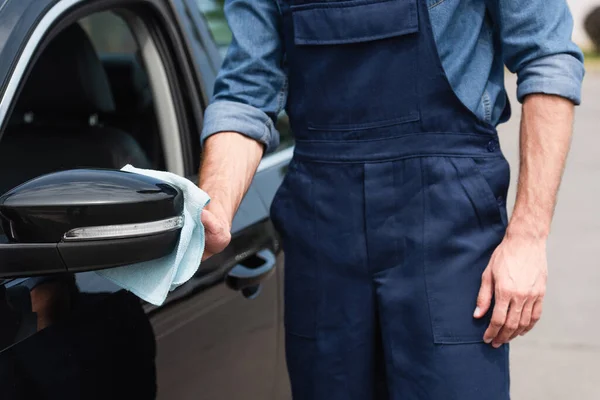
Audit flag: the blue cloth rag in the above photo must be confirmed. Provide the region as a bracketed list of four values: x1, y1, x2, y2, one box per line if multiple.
[96, 165, 210, 306]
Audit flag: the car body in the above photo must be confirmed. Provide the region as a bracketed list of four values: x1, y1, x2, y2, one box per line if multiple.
[0, 0, 293, 398]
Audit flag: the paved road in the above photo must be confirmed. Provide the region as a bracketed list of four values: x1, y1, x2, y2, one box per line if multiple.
[500, 72, 600, 400]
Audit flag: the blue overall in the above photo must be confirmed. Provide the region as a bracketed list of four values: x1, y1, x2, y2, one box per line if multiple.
[270, 0, 512, 398]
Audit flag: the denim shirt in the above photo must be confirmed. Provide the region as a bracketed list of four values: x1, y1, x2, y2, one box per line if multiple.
[201, 0, 585, 153]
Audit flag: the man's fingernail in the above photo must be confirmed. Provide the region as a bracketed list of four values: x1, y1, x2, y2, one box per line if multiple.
[484, 337, 492, 344]
[474, 307, 481, 317]
[492, 342, 502, 348]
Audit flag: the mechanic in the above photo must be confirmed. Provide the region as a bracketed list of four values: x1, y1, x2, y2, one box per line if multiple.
[198, 0, 584, 398]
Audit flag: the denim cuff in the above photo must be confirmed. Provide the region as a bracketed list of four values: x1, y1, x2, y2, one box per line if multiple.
[517, 54, 585, 105]
[201, 101, 280, 153]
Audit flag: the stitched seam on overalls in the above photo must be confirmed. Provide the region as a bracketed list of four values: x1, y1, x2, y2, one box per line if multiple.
[291, 0, 393, 11]
[310, 169, 320, 343]
[295, 131, 497, 144]
[294, 28, 419, 45]
[307, 112, 420, 131]
[293, 154, 505, 165]
[419, 158, 436, 344]
[503, 345, 510, 392]
[308, 169, 319, 394]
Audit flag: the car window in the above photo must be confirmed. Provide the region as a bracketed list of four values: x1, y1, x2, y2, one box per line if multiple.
[80, 12, 168, 171]
[1, 13, 162, 186]
[79, 12, 137, 54]
[197, 0, 294, 151]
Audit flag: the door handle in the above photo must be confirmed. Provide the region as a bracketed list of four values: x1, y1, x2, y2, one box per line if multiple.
[226, 249, 276, 299]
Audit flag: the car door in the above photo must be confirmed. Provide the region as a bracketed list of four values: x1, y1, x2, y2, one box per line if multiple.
[150, 1, 294, 398]
[0, 0, 291, 399]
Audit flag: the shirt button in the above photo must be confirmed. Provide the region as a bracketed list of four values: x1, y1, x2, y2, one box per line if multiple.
[497, 196, 504, 206]
[487, 140, 498, 152]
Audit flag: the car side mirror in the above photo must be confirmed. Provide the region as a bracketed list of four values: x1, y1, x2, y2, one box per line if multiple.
[0, 169, 183, 279]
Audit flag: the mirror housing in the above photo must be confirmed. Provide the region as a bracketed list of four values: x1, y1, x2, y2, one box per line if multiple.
[0, 169, 183, 278]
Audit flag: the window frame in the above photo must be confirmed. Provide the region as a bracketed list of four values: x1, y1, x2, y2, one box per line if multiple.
[122, 10, 186, 175]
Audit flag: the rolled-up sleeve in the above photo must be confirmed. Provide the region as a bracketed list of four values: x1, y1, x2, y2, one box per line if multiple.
[487, 0, 585, 104]
[201, 0, 287, 153]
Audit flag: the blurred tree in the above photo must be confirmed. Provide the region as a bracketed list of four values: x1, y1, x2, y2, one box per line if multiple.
[584, 7, 600, 53]
[196, 0, 231, 51]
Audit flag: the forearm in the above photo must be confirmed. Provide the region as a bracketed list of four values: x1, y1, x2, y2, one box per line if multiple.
[506, 94, 574, 240]
[199, 132, 264, 226]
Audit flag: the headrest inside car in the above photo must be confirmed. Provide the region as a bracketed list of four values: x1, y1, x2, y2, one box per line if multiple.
[15, 23, 116, 117]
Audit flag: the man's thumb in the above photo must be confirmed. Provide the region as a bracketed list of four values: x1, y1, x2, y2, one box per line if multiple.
[474, 270, 493, 318]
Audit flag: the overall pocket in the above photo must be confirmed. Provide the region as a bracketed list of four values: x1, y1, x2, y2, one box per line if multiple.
[422, 156, 510, 344]
[450, 157, 510, 233]
[288, 0, 420, 131]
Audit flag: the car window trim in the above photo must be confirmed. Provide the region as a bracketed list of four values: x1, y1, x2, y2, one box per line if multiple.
[124, 11, 185, 176]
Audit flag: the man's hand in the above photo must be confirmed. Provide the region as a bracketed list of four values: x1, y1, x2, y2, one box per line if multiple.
[201, 204, 232, 261]
[473, 94, 574, 347]
[474, 235, 547, 347]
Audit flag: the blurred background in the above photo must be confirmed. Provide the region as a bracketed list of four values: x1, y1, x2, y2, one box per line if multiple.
[570, 0, 600, 51]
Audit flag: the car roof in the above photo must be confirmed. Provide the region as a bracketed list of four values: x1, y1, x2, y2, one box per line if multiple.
[0, 0, 59, 107]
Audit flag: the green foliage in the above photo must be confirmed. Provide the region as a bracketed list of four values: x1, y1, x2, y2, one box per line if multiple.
[197, 0, 232, 49]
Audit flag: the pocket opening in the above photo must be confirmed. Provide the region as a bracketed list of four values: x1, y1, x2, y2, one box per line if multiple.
[449, 157, 506, 233]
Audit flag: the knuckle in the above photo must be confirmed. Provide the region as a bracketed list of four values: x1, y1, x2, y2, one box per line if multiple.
[519, 322, 529, 330]
[506, 322, 519, 331]
[496, 284, 509, 294]
[499, 286, 516, 299]
[491, 320, 504, 329]
[515, 290, 529, 300]
[496, 291, 510, 302]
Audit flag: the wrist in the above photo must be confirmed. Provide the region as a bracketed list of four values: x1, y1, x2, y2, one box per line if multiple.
[505, 219, 549, 243]
[505, 201, 553, 242]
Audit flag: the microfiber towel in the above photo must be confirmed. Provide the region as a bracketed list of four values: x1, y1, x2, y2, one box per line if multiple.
[95, 165, 211, 306]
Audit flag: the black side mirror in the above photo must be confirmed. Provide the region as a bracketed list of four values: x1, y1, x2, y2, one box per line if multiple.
[0, 169, 183, 278]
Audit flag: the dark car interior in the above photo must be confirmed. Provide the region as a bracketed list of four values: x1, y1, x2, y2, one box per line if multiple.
[0, 16, 163, 196]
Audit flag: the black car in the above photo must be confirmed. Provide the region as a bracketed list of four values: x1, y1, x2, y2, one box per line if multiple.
[0, 0, 293, 398]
